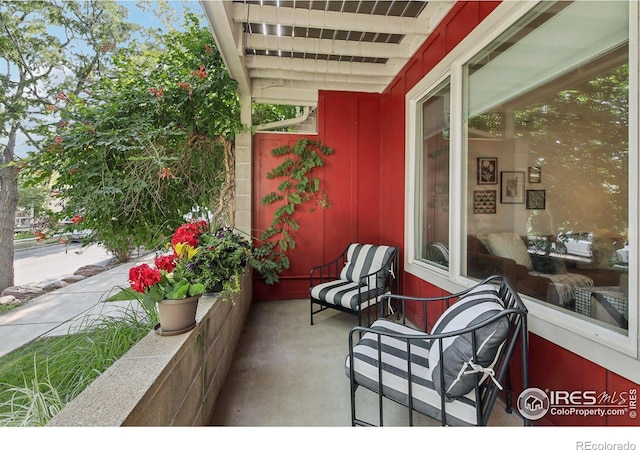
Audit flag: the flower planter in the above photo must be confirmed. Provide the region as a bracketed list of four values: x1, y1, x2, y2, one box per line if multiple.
[155, 295, 201, 335]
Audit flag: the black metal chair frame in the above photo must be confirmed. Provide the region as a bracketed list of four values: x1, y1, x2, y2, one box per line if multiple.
[347, 275, 529, 426]
[309, 244, 399, 327]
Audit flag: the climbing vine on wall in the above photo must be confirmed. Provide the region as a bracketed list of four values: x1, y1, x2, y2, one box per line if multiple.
[251, 138, 334, 284]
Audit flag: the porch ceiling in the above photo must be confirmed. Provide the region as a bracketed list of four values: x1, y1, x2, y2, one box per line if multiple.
[200, 1, 455, 106]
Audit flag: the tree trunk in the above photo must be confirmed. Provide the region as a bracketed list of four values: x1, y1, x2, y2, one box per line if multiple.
[213, 136, 235, 228]
[0, 124, 20, 292]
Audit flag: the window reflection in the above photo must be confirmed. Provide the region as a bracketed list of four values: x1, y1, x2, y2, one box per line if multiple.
[417, 79, 450, 270]
[463, 1, 629, 333]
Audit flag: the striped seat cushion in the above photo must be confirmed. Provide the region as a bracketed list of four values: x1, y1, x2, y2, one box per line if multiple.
[310, 279, 388, 311]
[429, 283, 509, 399]
[339, 244, 395, 287]
[345, 319, 480, 426]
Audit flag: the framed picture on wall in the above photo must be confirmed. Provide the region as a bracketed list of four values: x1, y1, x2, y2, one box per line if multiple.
[528, 166, 541, 183]
[473, 190, 497, 214]
[526, 190, 546, 209]
[500, 171, 525, 204]
[477, 157, 498, 184]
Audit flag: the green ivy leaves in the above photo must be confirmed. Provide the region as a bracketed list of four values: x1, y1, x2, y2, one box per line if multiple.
[252, 138, 334, 284]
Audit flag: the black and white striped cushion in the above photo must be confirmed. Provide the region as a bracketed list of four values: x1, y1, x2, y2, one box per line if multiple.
[429, 283, 509, 399]
[339, 244, 394, 287]
[310, 279, 387, 310]
[346, 319, 481, 426]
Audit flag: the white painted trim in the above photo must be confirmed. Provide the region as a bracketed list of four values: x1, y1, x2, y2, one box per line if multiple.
[233, 2, 436, 35]
[404, 0, 640, 383]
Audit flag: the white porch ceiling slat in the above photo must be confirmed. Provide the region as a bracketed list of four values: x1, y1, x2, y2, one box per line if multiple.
[245, 34, 410, 60]
[200, 1, 456, 106]
[249, 68, 391, 86]
[233, 3, 429, 35]
[245, 54, 393, 76]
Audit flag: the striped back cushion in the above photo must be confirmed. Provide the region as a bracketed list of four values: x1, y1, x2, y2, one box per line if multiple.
[428, 283, 509, 399]
[339, 244, 395, 286]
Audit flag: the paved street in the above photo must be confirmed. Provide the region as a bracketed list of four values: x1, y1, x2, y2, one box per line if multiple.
[14, 243, 114, 286]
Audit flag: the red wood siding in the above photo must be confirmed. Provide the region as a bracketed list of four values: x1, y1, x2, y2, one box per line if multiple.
[252, 92, 383, 301]
[249, 0, 640, 425]
[381, 0, 640, 426]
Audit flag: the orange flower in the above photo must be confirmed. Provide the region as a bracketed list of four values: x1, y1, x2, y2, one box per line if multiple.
[191, 65, 208, 79]
[159, 167, 175, 179]
[149, 87, 164, 97]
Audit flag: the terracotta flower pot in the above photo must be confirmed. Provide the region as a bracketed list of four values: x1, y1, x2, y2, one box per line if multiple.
[156, 295, 201, 335]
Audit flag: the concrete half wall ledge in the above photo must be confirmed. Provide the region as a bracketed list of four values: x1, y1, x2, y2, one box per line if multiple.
[47, 271, 252, 426]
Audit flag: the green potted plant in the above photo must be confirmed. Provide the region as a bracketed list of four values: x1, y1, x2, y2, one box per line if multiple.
[189, 226, 253, 294]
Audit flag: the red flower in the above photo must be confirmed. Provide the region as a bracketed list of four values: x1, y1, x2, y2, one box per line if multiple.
[155, 253, 177, 272]
[170, 221, 207, 248]
[128, 264, 162, 293]
[71, 214, 83, 224]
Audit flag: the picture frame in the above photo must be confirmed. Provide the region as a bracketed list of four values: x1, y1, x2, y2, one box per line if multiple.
[500, 171, 525, 204]
[526, 190, 546, 209]
[528, 166, 541, 183]
[473, 190, 497, 214]
[477, 157, 498, 185]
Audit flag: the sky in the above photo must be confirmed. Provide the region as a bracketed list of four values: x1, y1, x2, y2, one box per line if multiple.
[10, 1, 200, 159]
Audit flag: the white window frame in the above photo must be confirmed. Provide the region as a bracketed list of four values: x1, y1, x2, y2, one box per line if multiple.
[405, 0, 640, 384]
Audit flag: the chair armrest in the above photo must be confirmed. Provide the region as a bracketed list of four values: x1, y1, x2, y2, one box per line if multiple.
[349, 307, 523, 343]
[309, 247, 349, 284]
[381, 275, 526, 328]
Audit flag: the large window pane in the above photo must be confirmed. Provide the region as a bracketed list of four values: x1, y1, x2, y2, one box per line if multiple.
[464, 1, 629, 333]
[416, 79, 450, 270]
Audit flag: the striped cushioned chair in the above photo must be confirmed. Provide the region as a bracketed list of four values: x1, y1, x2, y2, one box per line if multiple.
[345, 276, 529, 426]
[310, 243, 398, 326]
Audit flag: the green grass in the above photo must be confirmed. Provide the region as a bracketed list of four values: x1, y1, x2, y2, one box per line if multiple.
[14, 232, 36, 240]
[0, 305, 157, 426]
[105, 287, 142, 302]
[0, 304, 18, 314]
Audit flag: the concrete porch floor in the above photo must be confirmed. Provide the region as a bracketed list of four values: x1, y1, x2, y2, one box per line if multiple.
[210, 298, 525, 427]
